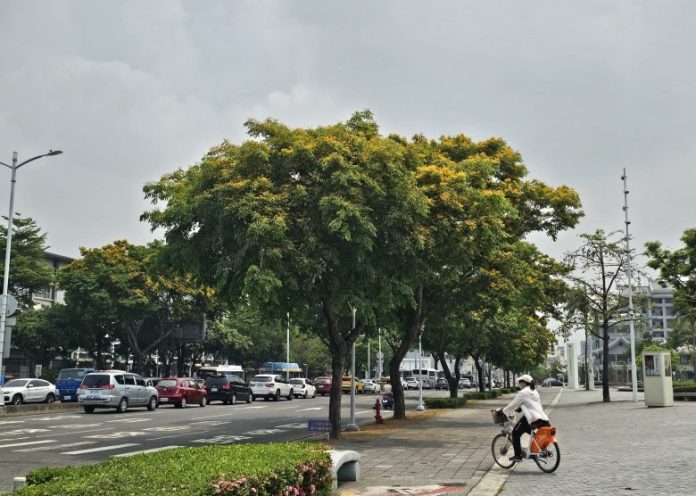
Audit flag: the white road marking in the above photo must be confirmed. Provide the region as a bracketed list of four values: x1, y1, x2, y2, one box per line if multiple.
[112, 445, 182, 457]
[15, 441, 95, 452]
[274, 423, 308, 429]
[193, 435, 252, 444]
[62, 443, 139, 455]
[48, 423, 101, 430]
[192, 420, 230, 426]
[244, 428, 287, 436]
[0, 420, 25, 425]
[355, 410, 372, 415]
[105, 418, 151, 423]
[85, 432, 146, 439]
[142, 426, 188, 432]
[3, 429, 50, 435]
[297, 407, 323, 411]
[0, 436, 30, 443]
[0, 440, 56, 449]
[246, 406, 267, 409]
[34, 415, 82, 421]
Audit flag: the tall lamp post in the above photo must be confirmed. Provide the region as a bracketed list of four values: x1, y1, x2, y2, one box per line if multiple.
[417, 324, 425, 411]
[346, 307, 358, 431]
[622, 169, 638, 402]
[0, 150, 62, 403]
[286, 312, 290, 381]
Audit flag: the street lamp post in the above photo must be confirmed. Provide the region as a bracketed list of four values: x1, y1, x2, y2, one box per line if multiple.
[367, 337, 370, 380]
[417, 325, 425, 411]
[0, 150, 62, 403]
[286, 312, 290, 381]
[622, 169, 638, 402]
[346, 307, 359, 431]
[378, 328, 382, 379]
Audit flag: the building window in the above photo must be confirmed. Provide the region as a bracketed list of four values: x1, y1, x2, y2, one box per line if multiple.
[33, 287, 53, 300]
[651, 319, 664, 329]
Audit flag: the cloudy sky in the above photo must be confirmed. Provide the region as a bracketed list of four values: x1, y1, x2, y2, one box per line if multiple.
[1, 1, 695, 265]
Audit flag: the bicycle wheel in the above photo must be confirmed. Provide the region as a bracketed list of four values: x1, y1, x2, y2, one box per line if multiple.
[491, 433, 516, 469]
[534, 442, 561, 473]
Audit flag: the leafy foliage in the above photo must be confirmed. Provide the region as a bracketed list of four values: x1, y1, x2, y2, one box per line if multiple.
[423, 397, 467, 408]
[0, 215, 53, 307]
[20, 443, 331, 496]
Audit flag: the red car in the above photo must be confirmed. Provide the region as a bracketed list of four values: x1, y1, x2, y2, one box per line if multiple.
[314, 376, 332, 396]
[156, 377, 207, 408]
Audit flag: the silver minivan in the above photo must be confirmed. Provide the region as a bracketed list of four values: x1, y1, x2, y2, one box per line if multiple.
[78, 370, 159, 413]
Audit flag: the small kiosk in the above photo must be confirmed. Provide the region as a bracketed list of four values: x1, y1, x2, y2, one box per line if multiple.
[642, 351, 673, 407]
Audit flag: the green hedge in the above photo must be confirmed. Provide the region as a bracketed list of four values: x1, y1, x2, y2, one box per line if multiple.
[673, 381, 696, 393]
[19, 443, 331, 496]
[464, 391, 496, 400]
[424, 397, 467, 409]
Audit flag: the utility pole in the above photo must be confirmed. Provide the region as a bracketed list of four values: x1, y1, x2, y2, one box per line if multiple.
[378, 328, 382, 379]
[622, 168, 638, 402]
[417, 325, 425, 411]
[367, 337, 371, 380]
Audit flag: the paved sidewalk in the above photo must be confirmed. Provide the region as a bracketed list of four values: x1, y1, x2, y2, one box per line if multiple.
[500, 389, 696, 496]
[332, 393, 520, 495]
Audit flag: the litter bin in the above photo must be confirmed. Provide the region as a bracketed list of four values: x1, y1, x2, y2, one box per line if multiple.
[642, 351, 673, 407]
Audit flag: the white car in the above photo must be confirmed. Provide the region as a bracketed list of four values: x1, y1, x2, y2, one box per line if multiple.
[289, 378, 316, 399]
[249, 374, 294, 401]
[2, 378, 57, 405]
[405, 377, 420, 390]
[360, 379, 381, 393]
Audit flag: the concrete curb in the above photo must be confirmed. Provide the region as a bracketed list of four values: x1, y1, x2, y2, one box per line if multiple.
[0, 402, 82, 418]
[467, 388, 564, 496]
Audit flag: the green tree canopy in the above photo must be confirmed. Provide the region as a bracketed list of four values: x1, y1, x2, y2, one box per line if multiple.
[0, 215, 53, 306]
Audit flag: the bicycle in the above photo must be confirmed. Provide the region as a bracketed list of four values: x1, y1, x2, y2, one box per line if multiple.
[490, 409, 561, 473]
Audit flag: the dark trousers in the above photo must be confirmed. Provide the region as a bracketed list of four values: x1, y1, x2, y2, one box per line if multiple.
[512, 417, 550, 456]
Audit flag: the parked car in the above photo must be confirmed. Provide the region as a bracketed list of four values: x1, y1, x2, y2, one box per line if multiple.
[360, 379, 381, 393]
[542, 378, 564, 387]
[290, 378, 316, 399]
[55, 368, 94, 402]
[315, 376, 332, 396]
[341, 376, 364, 394]
[156, 377, 207, 407]
[459, 378, 472, 389]
[2, 378, 57, 405]
[205, 375, 252, 404]
[78, 370, 158, 413]
[400, 378, 409, 390]
[249, 374, 294, 401]
[405, 377, 419, 390]
[144, 377, 162, 387]
[435, 378, 449, 390]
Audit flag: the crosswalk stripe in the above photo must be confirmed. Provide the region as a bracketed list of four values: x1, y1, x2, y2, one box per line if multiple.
[0, 440, 56, 449]
[297, 407, 323, 411]
[112, 445, 182, 457]
[62, 443, 139, 455]
[15, 441, 95, 453]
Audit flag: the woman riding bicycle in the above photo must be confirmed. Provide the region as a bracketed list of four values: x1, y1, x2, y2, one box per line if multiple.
[500, 374, 550, 462]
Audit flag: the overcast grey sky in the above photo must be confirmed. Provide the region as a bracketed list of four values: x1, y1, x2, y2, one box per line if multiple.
[1, 1, 694, 264]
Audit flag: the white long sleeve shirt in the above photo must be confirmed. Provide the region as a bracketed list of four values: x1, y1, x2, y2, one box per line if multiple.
[502, 386, 549, 424]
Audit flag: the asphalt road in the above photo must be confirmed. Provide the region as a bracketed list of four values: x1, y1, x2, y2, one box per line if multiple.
[0, 388, 450, 492]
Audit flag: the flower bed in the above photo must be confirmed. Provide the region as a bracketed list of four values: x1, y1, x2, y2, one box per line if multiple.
[19, 442, 331, 496]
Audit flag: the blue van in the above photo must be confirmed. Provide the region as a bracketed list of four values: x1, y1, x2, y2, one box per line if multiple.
[56, 367, 94, 402]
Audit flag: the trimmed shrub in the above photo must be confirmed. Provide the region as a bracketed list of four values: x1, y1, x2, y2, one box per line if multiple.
[18, 443, 331, 496]
[464, 391, 497, 400]
[673, 381, 696, 393]
[424, 397, 467, 409]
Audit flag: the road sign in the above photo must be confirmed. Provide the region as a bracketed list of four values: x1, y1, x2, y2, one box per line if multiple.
[3, 295, 17, 317]
[35, 364, 43, 377]
[308, 419, 332, 432]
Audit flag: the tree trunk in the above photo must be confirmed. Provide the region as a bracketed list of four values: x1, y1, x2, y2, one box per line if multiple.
[584, 326, 590, 391]
[474, 356, 485, 392]
[602, 322, 610, 402]
[95, 332, 104, 370]
[389, 358, 406, 418]
[328, 341, 346, 440]
[437, 353, 460, 398]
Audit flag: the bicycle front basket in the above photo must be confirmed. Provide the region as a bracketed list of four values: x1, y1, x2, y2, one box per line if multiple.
[491, 409, 507, 424]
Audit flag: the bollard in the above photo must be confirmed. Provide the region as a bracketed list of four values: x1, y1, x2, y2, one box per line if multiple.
[374, 398, 383, 424]
[13, 477, 26, 491]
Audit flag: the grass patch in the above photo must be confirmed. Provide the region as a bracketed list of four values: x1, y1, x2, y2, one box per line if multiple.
[19, 443, 331, 496]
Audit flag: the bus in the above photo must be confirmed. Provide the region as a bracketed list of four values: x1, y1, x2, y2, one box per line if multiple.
[195, 365, 244, 380]
[411, 368, 439, 389]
